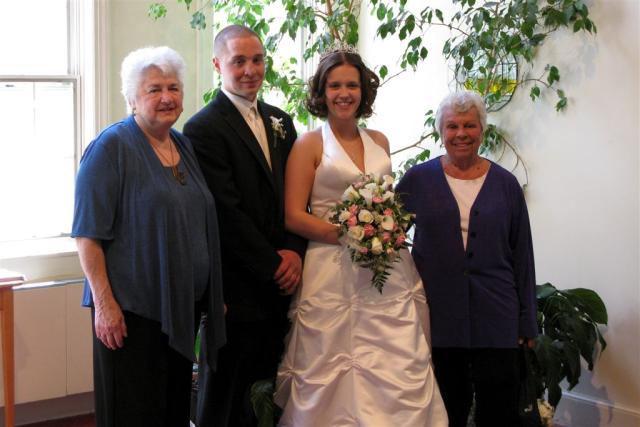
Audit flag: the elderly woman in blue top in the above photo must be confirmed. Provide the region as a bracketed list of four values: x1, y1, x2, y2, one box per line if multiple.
[396, 90, 537, 427]
[72, 46, 225, 427]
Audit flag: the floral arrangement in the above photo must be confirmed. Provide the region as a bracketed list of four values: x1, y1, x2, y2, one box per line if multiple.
[330, 173, 413, 293]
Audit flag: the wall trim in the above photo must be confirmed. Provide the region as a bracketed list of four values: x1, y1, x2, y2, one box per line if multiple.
[555, 390, 640, 426]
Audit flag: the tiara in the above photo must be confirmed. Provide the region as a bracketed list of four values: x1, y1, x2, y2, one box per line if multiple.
[319, 40, 359, 61]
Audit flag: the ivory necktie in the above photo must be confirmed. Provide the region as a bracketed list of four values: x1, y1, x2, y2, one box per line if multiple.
[250, 107, 271, 169]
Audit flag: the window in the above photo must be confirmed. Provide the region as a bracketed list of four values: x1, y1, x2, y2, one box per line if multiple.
[0, 0, 96, 243]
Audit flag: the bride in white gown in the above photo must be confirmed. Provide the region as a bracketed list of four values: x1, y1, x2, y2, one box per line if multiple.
[274, 47, 448, 427]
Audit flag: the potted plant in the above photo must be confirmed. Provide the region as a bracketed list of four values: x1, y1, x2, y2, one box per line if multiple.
[530, 283, 608, 421]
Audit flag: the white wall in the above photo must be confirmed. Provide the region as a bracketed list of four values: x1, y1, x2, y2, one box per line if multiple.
[362, 0, 640, 425]
[1, 0, 637, 425]
[106, 0, 213, 131]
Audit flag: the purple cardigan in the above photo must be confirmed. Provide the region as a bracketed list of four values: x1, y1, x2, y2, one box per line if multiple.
[396, 156, 537, 348]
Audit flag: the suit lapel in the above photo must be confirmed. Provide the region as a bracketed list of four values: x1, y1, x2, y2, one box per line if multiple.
[215, 92, 276, 191]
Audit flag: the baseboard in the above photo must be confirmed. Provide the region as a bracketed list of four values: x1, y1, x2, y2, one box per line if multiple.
[554, 391, 640, 427]
[0, 392, 95, 427]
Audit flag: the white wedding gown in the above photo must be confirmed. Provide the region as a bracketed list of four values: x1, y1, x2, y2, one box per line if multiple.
[274, 122, 448, 427]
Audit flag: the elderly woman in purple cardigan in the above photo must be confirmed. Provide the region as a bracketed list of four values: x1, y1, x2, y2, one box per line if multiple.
[396, 90, 537, 427]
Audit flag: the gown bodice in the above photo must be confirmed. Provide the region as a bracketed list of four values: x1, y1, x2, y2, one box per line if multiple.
[309, 122, 392, 221]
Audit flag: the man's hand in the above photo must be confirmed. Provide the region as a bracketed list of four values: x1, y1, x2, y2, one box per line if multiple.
[274, 249, 302, 295]
[94, 295, 127, 350]
[518, 337, 535, 349]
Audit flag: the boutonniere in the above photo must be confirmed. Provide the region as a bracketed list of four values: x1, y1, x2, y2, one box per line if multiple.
[270, 115, 286, 147]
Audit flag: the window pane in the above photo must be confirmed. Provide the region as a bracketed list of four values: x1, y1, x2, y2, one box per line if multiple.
[0, 0, 68, 74]
[0, 81, 75, 241]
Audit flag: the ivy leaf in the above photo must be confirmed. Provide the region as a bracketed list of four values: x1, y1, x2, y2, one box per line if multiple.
[442, 39, 451, 55]
[530, 85, 540, 101]
[190, 11, 206, 30]
[377, 4, 387, 20]
[472, 13, 483, 32]
[555, 89, 567, 111]
[530, 33, 546, 46]
[435, 9, 444, 22]
[547, 65, 560, 85]
[379, 65, 388, 79]
[463, 55, 474, 70]
[147, 3, 167, 20]
[573, 19, 584, 32]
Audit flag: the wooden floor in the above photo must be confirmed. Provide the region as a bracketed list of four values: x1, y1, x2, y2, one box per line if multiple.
[21, 414, 95, 427]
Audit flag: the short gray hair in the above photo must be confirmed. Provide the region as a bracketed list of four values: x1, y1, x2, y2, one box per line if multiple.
[434, 90, 487, 134]
[120, 46, 186, 114]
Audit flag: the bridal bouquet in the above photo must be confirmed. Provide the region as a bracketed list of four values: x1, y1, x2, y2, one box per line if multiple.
[330, 173, 414, 293]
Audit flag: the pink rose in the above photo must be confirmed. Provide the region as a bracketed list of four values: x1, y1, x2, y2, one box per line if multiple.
[359, 246, 369, 254]
[383, 208, 394, 216]
[349, 205, 359, 214]
[372, 196, 383, 204]
[381, 232, 392, 243]
[347, 215, 358, 227]
[363, 224, 375, 237]
[395, 235, 406, 247]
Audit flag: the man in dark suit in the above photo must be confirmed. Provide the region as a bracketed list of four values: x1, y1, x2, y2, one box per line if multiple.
[183, 25, 304, 426]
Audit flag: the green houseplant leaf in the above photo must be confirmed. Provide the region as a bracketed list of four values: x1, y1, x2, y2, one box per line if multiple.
[532, 283, 608, 407]
[250, 380, 281, 427]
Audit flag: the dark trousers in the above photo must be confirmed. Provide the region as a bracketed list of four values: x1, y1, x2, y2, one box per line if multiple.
[92, 310, 193, 427]
[196, 317, 287, 427]
[432, 347, 521, 427]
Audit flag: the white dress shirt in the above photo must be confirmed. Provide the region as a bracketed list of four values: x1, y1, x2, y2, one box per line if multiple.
[221, 87, 271, 169]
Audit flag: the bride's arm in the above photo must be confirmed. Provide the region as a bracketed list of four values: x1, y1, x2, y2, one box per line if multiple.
[285, 131, 340, 245]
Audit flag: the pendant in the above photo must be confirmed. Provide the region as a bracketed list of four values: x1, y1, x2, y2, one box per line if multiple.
[172, 167, 186, 185]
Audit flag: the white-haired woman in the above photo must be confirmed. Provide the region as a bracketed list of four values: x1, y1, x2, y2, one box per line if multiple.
[72, 46, 225, 427]
[396, 90, 537, 427]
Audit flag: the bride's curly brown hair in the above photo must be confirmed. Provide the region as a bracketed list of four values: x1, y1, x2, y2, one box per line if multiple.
[306, 51, 380, 119]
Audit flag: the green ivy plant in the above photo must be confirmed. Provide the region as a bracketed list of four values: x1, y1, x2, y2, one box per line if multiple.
[373, 0, 597, 177]
[148, 0, 596, 181]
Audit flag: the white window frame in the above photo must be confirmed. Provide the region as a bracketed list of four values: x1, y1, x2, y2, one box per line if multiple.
[0, 0, 106, 257]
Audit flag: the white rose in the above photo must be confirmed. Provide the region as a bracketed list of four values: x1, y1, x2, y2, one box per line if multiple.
[358, 209, 374, 224]
[370, 237, 383, 255]
[358, 188, 373, 206]
[382, 174, 395, 189]
[364, 182, 379, 191]
[338, 210, 352, 223]
[381, 215, 395, 231]
[347, 225, 365, 241]
[382, 191, 394, 202]
[342, 185, 360, 201]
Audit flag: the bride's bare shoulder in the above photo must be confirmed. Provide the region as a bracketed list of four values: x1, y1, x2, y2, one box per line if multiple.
[293, 127, 323, 149]
[291, 127, 323, 161]
[363, 128, 390, 155]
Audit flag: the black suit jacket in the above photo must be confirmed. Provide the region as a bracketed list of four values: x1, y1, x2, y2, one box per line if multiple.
[184, 91, 304, 323]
